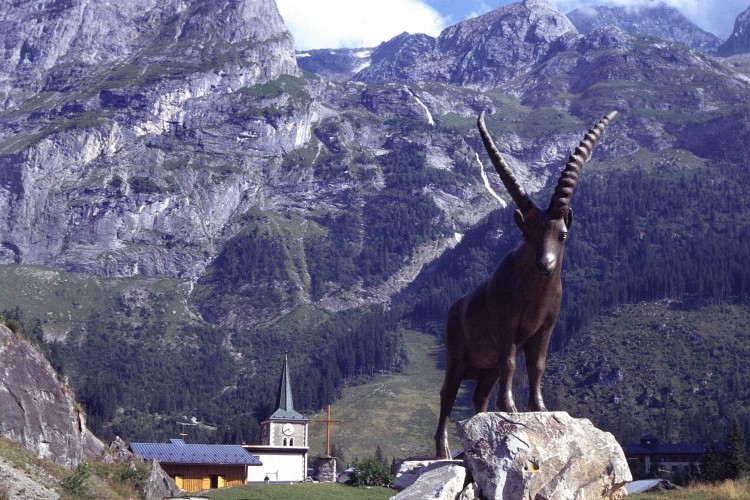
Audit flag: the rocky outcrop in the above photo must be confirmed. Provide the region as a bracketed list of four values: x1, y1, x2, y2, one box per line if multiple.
[356, 0, 577, 89]
[108, 436, 179, 500]
[0, 0, 304, 280]
[354, 32, 437, 84]
[393, 412, 631, 499]
[0, 0, 297, 110]
[296, 48, 374, 82]
[391, 461, 466, 500]
[718, 6, 750, 56]
[0, 452, 59, 500]
[0, 324, 104, 468]
[456, 412, 631, 499]
[567, 5, 721, 53]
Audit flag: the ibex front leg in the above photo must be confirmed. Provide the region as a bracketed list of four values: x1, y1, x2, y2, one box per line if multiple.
[496, 344, 518, 413]
[525, 330, 552, 411]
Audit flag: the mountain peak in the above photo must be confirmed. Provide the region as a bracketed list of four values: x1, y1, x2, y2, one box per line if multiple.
[566, 4, 721, 52]
[718, 5, 750, 56]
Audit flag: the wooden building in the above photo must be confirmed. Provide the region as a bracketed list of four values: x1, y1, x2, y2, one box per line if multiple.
[131, 439, 262, 492]
[624, 436, 705, 474]
[244, 353, 309, 482]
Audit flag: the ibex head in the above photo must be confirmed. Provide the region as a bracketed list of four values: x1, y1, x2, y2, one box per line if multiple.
[478, 110, 617, 275]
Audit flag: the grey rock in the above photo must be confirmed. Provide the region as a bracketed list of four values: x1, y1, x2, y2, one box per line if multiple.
[0, 324, 105, 467]
[108, 436, 179, 499]
[391, 461, 466, 500]
[393, 459, 463, 491]
[356, 0, 577, 89]
[0, 454, 59, 499]
[143, 459, 180, 500]
[567, 5, 722, 53]
[456, 412, 631, 500]
[719, 6, 750, 56]
[457, 482, 481, 499]
[0, 0, 297, 110]
[297, 48, 374, 82]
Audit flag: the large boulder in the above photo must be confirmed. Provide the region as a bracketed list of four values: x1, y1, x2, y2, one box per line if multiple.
[0, 324, 104, 467]
[456, 412, 631, 500]
[108, 436, 179, 500]
[391, 461, 466, 500]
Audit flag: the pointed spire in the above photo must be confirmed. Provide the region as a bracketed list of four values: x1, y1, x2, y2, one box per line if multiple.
[268, 352, 306, 421]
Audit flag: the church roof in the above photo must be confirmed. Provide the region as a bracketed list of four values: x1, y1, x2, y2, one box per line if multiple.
[268, 353, 307, 421]
[131, 439, 262, 465]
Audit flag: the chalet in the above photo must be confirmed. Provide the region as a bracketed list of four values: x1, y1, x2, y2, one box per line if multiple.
[130, 439, 262, 492]
[624, 436, 705, 473]
[244, 353, 310, 482]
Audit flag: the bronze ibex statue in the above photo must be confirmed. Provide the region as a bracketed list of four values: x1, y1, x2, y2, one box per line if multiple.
[434, 110, 617, 459]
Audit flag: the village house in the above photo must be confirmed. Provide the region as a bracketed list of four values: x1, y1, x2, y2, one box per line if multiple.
[130, 439, 262, 491]
[624, 436, 705, 473]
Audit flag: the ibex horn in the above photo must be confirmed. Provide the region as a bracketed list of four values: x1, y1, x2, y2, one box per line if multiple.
[548, 111, 617, 217]
[477, 110, 538, 216]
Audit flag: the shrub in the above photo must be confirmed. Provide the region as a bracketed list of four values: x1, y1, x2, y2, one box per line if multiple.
[349, 456, 394, 487]
[62, 462, 92, 498]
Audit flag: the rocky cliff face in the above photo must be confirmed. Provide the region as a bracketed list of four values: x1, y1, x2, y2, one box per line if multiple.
[2, 0, 750, 328]
[0, 0, 302, 279]
[0, 0, 297, 110]
[296, 48, 373, 81]
[567, 5, 722, 53]
[356, 0, 577, 88]
[719, 5, 750, 56]
[0, 324, 104, 467]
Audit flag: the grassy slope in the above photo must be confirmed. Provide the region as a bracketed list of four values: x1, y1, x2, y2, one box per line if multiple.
[306, 330, 473, 463]
[0, 435, 144, 499]
[0, 264, 194, 340]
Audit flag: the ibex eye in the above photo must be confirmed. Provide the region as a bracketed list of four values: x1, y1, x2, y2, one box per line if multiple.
[560, 232, 567, 241]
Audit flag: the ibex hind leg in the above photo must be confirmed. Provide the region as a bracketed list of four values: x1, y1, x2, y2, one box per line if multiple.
[435, 365, 462, 459]
[472, 369, 499, 414]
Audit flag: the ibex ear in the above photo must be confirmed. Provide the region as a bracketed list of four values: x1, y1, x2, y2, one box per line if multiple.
[564, 207, 573, 229]
[514, 209, 525, 229]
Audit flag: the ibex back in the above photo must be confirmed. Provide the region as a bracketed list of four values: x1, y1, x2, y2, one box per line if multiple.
[434, 110, 617, 459]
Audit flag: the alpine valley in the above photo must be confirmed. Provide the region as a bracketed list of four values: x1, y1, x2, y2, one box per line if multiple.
[2, 0, 750, 468]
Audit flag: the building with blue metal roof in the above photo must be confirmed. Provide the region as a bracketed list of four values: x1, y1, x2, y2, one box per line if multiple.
[130, 438, 262, 491]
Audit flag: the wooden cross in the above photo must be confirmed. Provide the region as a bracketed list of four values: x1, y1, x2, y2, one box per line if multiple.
[314, 404, 341, 457]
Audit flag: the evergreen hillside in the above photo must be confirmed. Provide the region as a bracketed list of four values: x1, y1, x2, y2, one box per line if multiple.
[2, 0, 750, 459]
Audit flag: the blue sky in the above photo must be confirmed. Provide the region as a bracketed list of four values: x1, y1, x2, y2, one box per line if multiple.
[275, 0, 748, 51]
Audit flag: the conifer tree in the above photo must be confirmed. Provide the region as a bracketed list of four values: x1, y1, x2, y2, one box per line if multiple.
[375, 444, 385, 465]
[724, 418, 749, 479]
[701, 442, 725, 482]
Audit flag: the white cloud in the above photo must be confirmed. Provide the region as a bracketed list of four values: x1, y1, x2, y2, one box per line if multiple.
[276, 0, 449, 50]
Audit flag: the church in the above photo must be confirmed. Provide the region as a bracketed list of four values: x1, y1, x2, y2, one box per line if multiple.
[244, 353, 310, 482]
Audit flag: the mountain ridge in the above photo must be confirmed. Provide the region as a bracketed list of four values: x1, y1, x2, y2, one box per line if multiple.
[566, 4, 722, 53]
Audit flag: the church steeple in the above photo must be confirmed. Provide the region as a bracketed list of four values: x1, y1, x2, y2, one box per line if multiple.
[268, 352, 306, 421]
